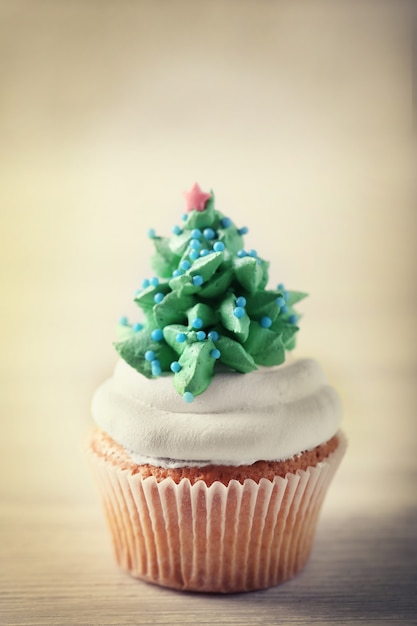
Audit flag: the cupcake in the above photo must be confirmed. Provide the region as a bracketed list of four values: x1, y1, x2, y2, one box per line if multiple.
[90, 184, 345, 593]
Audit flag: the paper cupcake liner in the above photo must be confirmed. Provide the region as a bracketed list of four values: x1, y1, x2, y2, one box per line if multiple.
[89, 433, 346, 593]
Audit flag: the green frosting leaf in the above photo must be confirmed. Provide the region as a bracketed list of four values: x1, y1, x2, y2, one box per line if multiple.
[198, 268, 233, 298]
[153, 291, 195, 327]
[245, 290, 281, 322]
[174, 340, 216, 396]
[163, 324, 190, 355]
[187, 303, 218, 328]
[186, 251, 223, 282]
[219, 293, 250, 342]
[134, 283, 171, 313]
[168, 274, 201, 295]
[233, 256, 264, 294]
[168, 231, 191, 257]
[215, 335, 257, 373]
[286, 291, 308, 306]
[243, 323, 286, 366]
[115, 329, 176, 377]
[151, 237, 177, 278]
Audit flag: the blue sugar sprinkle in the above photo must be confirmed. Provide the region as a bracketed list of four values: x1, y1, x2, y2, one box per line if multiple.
[172, 268, 183, 277]
[200, 249, 210, 257]
[189, 249, 199, 261]
[190, 238, 201, 250]
[183, 391, 194, 403]
[145, 350, 155, 362]
[191, 228, 202, 238]
[210, 348, 221, 360]
[151, 328, 164, 341]
[249, 249, 258, 258]
[191, 317, 203, 329]
[150, 277, 159, 287]
[237, 249, 247, 258]
[142, 278, 150, 288]
[154, 292, 164, 304]
[181, 213, 188, 221]
[276, 296, 286, 308]
[176, 333, 187, 343]
[151, 359, 161, 376]
[260, 316, 272, 328]
[213, 241, 225, 252]
[192, 275, 204, 286]
[172, 225, 182, 235]
[170, 361, 181, 373]
[119, 316, 129, 326]
[233, 306, 245, 319]
[236, 296, 246, 308]
[208, 330, 219, 342]
[220, 217, 232, 228]
[196, 330, 206, 341]
[132, 323, 143, 332]
[277, 283, 285, 291]
[203, 228, 215, 240]
[238, 226, 248, 235]
[288, 314, 298, 324]
[180, 260, 191, 270]
[281, 305, 288, 315]
[148, 228, 156, 238]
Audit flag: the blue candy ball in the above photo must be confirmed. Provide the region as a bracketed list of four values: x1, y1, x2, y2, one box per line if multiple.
[233, 306, 245, 319]
[192, 275, 204, 286]
[191, 317, 203, 329]
[260, 316, 272, 328]
[203, 228, 215, 240]
[151, 328, 163, 341]
[151, 360, 161, 376]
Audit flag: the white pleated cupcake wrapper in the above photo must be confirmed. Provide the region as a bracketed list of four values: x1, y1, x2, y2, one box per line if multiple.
[89, 432, 346, 593]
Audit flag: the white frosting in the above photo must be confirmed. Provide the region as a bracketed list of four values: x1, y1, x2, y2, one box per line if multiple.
[92, 358, 342, 467]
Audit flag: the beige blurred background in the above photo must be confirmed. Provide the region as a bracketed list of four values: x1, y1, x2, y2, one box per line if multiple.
[0, 0, 416, 623]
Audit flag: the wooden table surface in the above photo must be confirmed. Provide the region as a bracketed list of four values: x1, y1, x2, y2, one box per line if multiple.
[1, 1, 416, 624]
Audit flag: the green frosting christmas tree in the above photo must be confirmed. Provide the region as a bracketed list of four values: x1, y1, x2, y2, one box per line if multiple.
[115, 184, 306, 402]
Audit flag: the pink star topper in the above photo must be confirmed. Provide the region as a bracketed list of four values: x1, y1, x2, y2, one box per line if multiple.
[183, 183, 211, 212]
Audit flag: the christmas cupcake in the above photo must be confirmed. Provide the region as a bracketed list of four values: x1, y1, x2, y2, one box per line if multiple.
[90, 184, 345, 593]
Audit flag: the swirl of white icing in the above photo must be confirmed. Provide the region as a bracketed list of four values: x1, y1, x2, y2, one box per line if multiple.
[92, 358, 342, 467]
